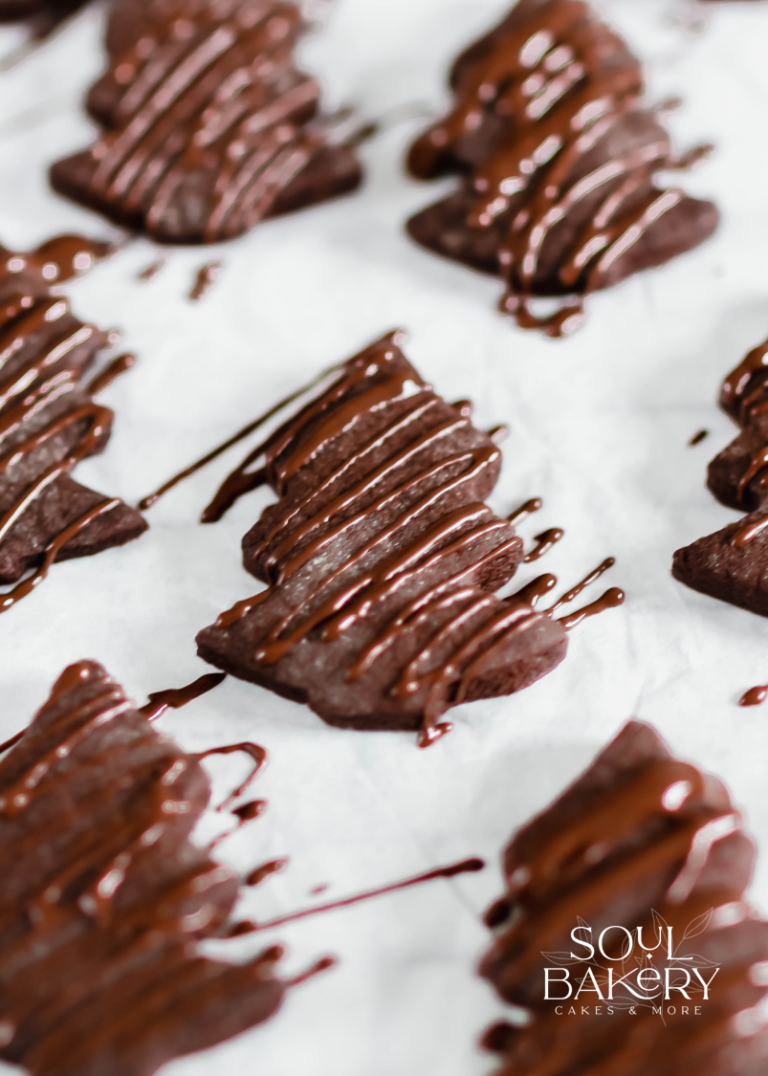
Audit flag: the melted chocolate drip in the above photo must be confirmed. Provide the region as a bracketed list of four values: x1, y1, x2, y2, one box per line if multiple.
[246, 858, 288, 887]
[507, 497, 542, 526]
[189, 261, 223, 303]
[51, 0, 362, 243]
[739, 684, 768, 707]
[138, 257, 166, 282]
[250, 857, 485, 931]
[139, 671, 226, 720]
[196, 742, 267, 812]
[0, 661, 309, 1076]
[2, 235, 114, 285]
[479, 720, 768, 1074]
[688, 428, 708, 447]
[196, 333, 623, 743]
[523, 527, 564, 562]
[557, 584, 625, 630]
[407, 0, 716, 336]
[86, 352, 136, 396]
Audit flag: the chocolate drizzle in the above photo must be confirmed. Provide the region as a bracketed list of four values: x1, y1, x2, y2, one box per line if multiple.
[523, 527, 564, 562]
[194, 332, 624, 743]
[1, 235, 115, 285]
[739, 684, 768, 708]
[139, 671, 226, 720]
[248, 857, 485, 932]
[50, 0, 363, 243]
[406, 0, 717, 335]
[189, 261, 223, 303]
[138, 257, 166, 282]
[479, 720, 768, 1074]
[0, 661, 332, 1076]
[0, 236, 146, 609]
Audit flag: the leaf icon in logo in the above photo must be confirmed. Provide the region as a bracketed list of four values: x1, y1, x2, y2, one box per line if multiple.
[682, 908, 714, 941]
[541, 952, 584, 966]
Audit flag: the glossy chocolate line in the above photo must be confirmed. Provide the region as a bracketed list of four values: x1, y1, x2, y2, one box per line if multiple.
[246, 858, 288, 887]
[507, 497, 542, 526]
[189, 261, 223, 303]
[86, 352, 136, 396]
[196, 742, 267, 812]
[523, 527, 564, 562]
[138, 257, 166, 282]
[249, 857, 485, 931]
[739, 684, 768, 707]
[558, 586, 625, 630]
[2, 235, 114, 285]
[139, 359, 345, 512]
[720, 337, 768, 420]
[548, 556, 615, 613]
[139, 672, 226, 721]
[688, 428, 708, 447]
[732, 514, 768, 548]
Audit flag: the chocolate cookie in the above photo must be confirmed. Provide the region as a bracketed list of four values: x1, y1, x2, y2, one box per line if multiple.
[194, 332, 624, 745]
[406, 0, 718, 336]
[0, 660, 291, 1076]
[479, 720, 768, 1074]
[50, 0, 363, 243]
[673, 336, 768, 616]
[0, 236, 147, 612]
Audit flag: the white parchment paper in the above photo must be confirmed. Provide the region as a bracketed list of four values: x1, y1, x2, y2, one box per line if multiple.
[2, 1, 768, 1073]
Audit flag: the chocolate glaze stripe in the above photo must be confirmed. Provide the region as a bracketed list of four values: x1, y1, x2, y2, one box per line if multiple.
[720, 336, 768, 421]
[139, 671, 226, 720]
[732, 514, 768, 548]
[243, 857, 485, 932]
[507, 497, 542, 526]
[86, 352, 136, 396]
[2, 236, 115, 285]
[740, 684, 768, 707]
[523, 527, 564, 562]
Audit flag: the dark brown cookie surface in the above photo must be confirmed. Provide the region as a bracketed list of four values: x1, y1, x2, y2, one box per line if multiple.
[479, 721, 768, 1074]
[50, 0, 363, 244]
[0, 237, 147, 612]
[193, 332, 623, 744]
[406, 0, 718, 336]
[0, 660, 287, 1076]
